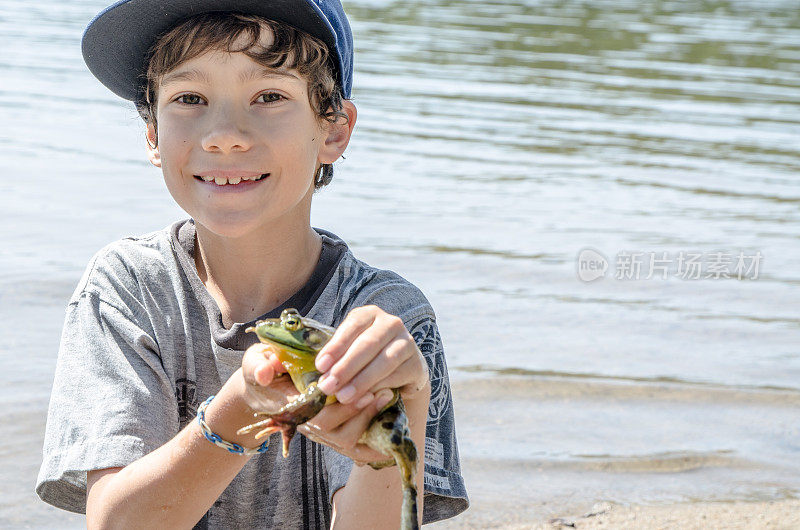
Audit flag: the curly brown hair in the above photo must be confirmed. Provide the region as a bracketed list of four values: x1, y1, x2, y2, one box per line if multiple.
[136, 12, 349, 188]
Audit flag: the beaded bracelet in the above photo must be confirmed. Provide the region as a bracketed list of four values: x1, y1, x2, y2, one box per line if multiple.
[196, 395, 270, 455]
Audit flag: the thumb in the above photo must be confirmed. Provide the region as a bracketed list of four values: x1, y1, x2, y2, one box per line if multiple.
[374, 389, 394, 412]
[242, 343, 279, 386]
[253, 361, 275, 386]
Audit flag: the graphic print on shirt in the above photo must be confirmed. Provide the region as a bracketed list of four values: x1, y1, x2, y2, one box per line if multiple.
[176, 377, 197, 428]
[410, 319, 450, 427]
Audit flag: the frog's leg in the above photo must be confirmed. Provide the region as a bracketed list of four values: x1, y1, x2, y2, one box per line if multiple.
[360, 397, 419, 530]
[237, 383, 327, 457]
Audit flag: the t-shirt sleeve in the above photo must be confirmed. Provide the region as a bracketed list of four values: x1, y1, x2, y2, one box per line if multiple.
[406, 316, 469, 524]
[36, 289, 178, 514]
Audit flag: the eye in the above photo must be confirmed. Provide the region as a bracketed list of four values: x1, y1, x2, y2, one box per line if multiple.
[284, 316, 302, 331]
[176, 93, 204, 105]
[255, 92, 285, 104]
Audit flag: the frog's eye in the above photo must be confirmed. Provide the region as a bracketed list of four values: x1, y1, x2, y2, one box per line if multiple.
[284, 316, 302, 331]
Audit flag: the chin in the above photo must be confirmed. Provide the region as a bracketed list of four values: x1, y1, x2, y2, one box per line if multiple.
[193, 212, 269, 240]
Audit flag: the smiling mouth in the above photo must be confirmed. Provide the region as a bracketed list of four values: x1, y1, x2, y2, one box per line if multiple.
[193, 173, 270, 186]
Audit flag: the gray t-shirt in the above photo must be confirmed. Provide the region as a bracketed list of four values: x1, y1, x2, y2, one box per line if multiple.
[36, 220, 468, 528]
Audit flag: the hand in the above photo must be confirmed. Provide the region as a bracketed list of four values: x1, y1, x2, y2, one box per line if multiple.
[314, 305, 430, 410]
[243, 341, 399, 463]
[240, 342, 299, 413]
[240, 306, 430, 464]
[297, 388, 398, 465]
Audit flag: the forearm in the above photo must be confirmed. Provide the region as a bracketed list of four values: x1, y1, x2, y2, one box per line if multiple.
[331, 383, 431, 529]
[86, 370, 263, 529]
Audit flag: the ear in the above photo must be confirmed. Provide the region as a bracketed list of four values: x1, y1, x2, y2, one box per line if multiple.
[317, 100, 357, 164]
[145, 122, 162, 168]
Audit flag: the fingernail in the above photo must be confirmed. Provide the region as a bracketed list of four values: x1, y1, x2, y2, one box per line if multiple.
[355, 393, 374, 409]
[317, 375, 338, 395]
[316, 353, 333, 373]
[375, 390, 393, 410]
[337, 385, 356, 403]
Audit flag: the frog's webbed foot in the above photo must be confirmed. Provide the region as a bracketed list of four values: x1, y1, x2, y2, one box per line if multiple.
[237, 383, 328, 457]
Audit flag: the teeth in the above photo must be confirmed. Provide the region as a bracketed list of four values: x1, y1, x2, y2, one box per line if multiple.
[196, 174, 266, 185]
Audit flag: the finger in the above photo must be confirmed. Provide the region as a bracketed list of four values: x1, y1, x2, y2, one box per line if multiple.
[305, 389, 394, 451]
[315, 306, 379, 373]
[364, 357, 416, 393]
[333, 389, 395, 450]
[368, 369, 431, 406]
[242, 344, 279, 386]
[369, 356, 430, 397]
[331, 336, 411, 406]
[297, 424, 389, 464]
[302, 426, 391, 463]
[318, 315, 406, 402]
[301, 400, 367, 432]
[253, 362, 275, 386]
[266, 351, 288, 374]
[317, 324, 396, 401]
[300, 395, 379, 434]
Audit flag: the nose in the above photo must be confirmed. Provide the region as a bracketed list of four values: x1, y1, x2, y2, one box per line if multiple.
[200, 105, 253, 153]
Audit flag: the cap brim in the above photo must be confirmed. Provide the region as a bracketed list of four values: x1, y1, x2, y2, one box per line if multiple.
[82, 0, 340, 101]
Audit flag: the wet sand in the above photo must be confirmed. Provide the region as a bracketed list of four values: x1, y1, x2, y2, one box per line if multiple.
[541, 499, 800, 530]
[434, 499, 800, 529]
[428, 376, 800, 529]
[429, 453, 800, 529]
[426, 452, 795, 529]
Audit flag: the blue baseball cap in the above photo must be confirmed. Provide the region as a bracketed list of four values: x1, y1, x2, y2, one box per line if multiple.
[81, 0, 354, 100]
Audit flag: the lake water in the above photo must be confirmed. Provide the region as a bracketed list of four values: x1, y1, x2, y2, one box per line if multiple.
[2, 0, 799, 526]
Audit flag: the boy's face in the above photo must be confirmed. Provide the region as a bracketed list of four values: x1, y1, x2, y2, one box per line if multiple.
[145, 27, 354, 239]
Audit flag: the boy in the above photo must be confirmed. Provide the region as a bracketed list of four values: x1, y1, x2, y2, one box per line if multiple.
[36, 1, 467, 528]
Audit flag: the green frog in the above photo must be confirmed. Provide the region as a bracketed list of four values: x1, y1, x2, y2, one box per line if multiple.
[237, 308, 419, 530]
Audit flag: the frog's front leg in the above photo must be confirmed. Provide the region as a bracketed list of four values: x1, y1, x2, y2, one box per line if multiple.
[237, 383, 328, 457]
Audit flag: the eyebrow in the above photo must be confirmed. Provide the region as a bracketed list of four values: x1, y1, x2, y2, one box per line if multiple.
[160, 67, 302, 88]
[160, 68, 211, 87]
[239, 67, 302, 84]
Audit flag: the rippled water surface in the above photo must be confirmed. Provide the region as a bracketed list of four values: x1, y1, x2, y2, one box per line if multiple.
[2, 0, 799, 526]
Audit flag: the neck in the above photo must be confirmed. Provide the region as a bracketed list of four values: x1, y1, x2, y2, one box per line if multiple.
[193, 206, 322, 327]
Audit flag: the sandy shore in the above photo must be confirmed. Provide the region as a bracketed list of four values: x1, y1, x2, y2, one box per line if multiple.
[427, 377, 800, 530]
[432, 499, 800, 529]
[539, 499, 800, 529]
